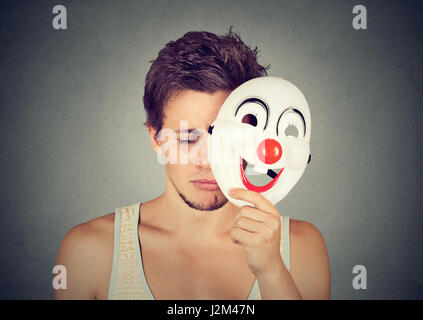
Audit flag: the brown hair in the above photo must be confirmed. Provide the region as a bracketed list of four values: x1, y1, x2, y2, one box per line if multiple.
[142, 26, 270, 135]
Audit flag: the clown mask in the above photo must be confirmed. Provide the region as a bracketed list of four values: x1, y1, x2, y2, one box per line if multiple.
[207, 76, 311, 207]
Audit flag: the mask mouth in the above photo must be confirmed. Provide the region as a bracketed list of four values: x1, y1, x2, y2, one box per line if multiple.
[239, 157, 284, 193]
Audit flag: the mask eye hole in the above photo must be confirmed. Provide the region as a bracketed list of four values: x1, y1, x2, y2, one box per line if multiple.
[284, 124, 299, 137]
[241, 114, 258, 127]
[235, 100, 268, 129]
[277, 109, 306, 138]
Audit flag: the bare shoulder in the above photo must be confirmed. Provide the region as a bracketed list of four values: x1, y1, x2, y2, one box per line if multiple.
[288, 218, 331, 299]
[54, 212, 116, 299]
[289, 218, 329, 264]
[67, 212, 115, 241]
[60, 213, 115, 256]
[289, 218, 325, 243]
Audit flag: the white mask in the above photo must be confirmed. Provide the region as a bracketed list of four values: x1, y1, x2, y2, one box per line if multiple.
[207, 76, 311, 207]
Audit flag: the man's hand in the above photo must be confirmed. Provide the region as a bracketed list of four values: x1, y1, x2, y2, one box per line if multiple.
[228, 187, 305, 299]
[228, 187, 286, 278]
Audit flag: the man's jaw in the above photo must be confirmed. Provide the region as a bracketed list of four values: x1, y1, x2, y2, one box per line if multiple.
[178, 190, 228, 211]
[169, 175, 228, 211]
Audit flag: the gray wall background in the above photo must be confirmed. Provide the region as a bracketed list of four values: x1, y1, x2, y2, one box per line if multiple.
[0, 0, 422, 299]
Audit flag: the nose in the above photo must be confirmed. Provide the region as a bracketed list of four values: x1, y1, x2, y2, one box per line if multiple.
[256, 139, 282, 164]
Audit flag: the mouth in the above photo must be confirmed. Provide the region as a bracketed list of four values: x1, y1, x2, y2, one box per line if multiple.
[191, 179, 220, 191]
[239, 157, 284, 193]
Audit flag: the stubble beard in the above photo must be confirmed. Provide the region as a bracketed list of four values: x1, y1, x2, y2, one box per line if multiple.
[170, 177, 228, 211]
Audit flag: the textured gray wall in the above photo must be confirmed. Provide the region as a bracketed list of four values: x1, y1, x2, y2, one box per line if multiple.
[0, 0, 422, 299]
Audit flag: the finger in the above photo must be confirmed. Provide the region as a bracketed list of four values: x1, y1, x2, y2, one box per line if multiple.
[236, 206, 281, 231]
[235, 216, 265, 233]
[235, 205, 267, 223]
[229, 188, 278, 217]
[230, 227, 253, 247]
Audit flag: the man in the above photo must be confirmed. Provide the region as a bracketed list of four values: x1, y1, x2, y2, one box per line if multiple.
[54, 28, 330, 300]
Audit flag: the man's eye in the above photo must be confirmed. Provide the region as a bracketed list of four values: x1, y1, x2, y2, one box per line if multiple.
[179, 139, 198, 144]
[178, 133, 202, 144]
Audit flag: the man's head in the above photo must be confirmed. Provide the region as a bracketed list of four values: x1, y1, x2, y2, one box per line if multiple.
[143, 27, 270, 211]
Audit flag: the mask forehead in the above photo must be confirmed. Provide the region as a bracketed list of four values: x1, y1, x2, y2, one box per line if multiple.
[217, 77, 311, 141]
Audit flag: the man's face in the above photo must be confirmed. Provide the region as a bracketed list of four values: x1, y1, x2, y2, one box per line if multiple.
[152, 89, 232, 211]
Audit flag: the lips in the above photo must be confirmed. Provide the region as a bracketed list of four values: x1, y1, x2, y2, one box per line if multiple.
[193, 179, 217, 183]
[192, 179, 220, 191]
[239, 156, 284, 193]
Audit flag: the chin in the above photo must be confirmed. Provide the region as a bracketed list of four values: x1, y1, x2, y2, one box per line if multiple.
[184, 188, 228, 211]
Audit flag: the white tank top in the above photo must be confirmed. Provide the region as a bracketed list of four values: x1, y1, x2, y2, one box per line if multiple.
[108, 202, 290, 299]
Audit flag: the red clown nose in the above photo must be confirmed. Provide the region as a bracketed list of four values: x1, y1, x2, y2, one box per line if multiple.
[256, 139, 282, 164]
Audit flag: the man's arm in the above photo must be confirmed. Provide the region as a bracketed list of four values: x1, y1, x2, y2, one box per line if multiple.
[54, 222, 103, 299]
[290, 219, 331, 299]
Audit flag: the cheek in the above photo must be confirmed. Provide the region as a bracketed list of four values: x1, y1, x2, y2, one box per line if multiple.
[166, 162, 194, 179]
[164, 143, 207, 166]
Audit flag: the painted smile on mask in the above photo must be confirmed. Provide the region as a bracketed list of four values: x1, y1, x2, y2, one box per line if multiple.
[239, 156, 284, 193]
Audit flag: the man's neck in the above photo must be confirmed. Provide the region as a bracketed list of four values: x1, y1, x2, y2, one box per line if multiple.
[157, 190, 238, 243]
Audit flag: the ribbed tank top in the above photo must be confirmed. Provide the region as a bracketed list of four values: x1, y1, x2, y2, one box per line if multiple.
[108, 202, 291, 300]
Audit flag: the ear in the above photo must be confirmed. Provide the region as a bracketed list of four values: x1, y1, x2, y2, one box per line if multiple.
[147, 125, 161, 154]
